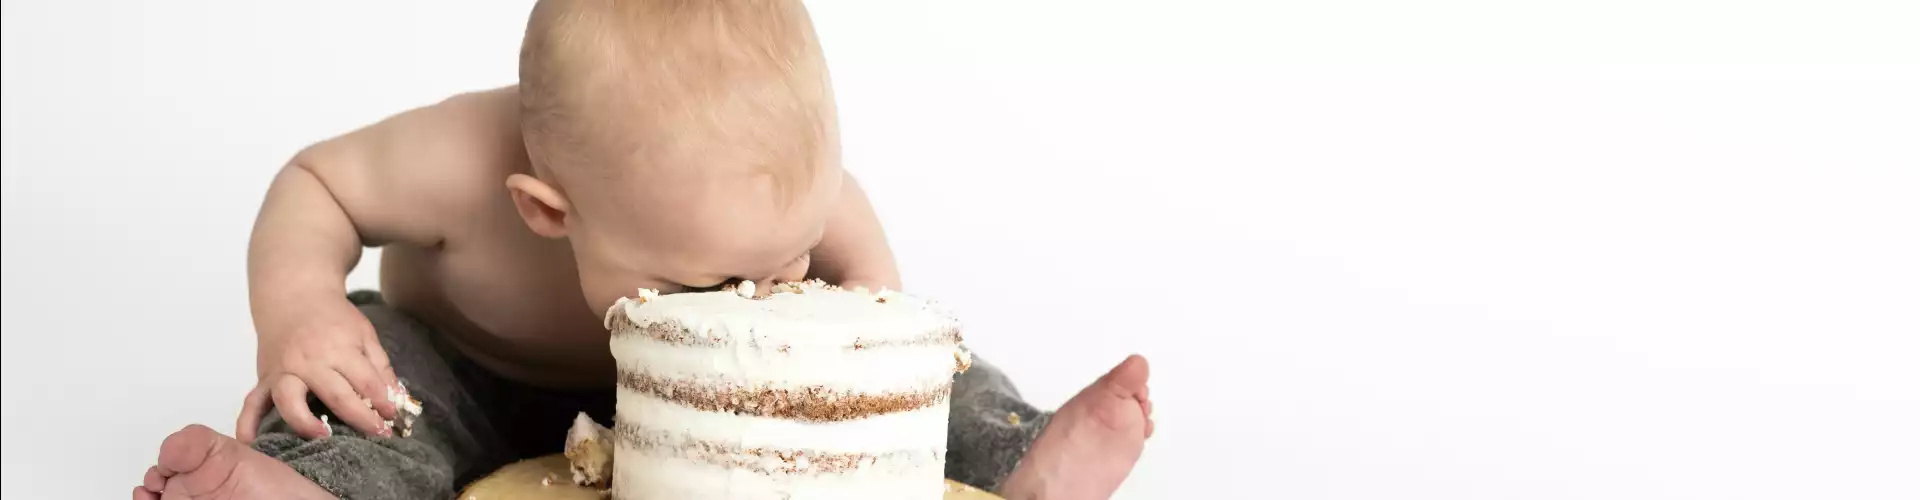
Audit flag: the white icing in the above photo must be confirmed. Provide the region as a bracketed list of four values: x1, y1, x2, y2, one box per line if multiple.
[568, 412, 603, 446]
[604, 288, 660, 329]
[607, 282, 962, 349]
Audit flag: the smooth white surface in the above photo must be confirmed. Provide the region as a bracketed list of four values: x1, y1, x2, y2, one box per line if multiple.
[4, 1, 1919, 499]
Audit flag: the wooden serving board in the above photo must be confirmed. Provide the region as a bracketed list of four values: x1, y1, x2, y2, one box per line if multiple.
[458, 454, 1003, 500]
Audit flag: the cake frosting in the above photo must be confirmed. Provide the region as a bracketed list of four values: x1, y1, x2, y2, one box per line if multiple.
[603, 279, 971, 500]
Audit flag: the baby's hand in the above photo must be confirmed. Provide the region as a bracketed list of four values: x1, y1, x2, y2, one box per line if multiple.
[236, 299, 401, 442]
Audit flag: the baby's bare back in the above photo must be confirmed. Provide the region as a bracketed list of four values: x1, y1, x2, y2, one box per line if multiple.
[275, 86, 618, 388]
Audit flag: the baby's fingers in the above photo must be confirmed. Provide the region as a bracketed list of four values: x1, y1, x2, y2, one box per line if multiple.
[363, 339, 401, 396]
[234, 382, 273, 443]
[337, 355, 397, 420]
[308, 369, 391, 438]
[269, 377, 329, 439]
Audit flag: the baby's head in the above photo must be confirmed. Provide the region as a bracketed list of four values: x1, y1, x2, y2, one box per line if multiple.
[507, 0, 842, 311]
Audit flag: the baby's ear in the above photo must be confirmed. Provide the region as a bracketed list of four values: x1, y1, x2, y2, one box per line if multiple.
[506, 173, 571, 238]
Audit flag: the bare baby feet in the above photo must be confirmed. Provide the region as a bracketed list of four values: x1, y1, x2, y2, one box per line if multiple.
[132, 424, 337, 500]
[999, 355, 1155, 500]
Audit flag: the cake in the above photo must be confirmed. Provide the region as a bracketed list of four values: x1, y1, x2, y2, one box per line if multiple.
[601, 279, 972, 499]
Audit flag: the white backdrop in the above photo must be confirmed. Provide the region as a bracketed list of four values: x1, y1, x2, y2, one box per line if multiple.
[5, 1, 1919, 499]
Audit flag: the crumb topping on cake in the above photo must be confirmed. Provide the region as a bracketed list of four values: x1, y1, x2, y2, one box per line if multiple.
[619, 371, 954, 422]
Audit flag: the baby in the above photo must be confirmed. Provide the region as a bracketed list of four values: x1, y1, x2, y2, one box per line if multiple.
[133, 1, 1150, 499]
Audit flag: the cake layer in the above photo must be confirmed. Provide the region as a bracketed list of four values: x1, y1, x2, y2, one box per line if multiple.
[613, 423, 943, 475]
[616, 390, 951, 455]
[610, 332, 968, 395]
[619, 370, 951, 422]
[612, 445, 944, 500]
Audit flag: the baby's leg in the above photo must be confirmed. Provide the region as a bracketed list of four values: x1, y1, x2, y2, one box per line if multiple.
[245, 292, 515, 497]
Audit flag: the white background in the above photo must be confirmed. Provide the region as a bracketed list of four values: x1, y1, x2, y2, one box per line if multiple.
[4, 1, 1918, 499]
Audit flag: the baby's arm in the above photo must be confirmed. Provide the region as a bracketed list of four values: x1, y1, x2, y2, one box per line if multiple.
[808, 172, 902, 291]
[240, 87, 520, 440]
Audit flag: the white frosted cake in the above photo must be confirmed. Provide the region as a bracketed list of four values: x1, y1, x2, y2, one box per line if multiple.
[601, 279, 972, 500]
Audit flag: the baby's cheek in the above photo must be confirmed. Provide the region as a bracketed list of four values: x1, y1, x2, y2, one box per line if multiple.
[582, 288, 619, 316]
[577, 276, 631, 314]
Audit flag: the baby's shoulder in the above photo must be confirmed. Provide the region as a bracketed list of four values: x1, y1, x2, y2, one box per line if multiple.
[324, 87, 526, 187]
[401, 86, 529, 174]
[289, 86, 532, 245]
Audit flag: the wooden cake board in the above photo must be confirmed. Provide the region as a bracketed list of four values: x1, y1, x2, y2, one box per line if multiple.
[458, 454, 1005, 500]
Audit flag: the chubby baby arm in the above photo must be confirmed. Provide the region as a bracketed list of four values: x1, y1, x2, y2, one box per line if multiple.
[240, 156, 399, 441]
[239, 88, 517, 441]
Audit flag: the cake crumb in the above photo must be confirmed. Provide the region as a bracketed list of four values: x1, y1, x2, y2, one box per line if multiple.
[387, 382, 423, 438]
[1007, 412, 1021, 425]
[564, 412, 614, 488]
[735, 280, 756, 298]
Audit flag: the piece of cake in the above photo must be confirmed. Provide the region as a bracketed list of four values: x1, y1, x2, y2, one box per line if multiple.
[602, 280, 972, 500]
[565, 412, 616, 488]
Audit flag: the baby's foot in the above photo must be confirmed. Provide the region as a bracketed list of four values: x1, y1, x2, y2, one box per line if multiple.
[132, 424, 337, 500]
[999, 355, 1154, 500]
